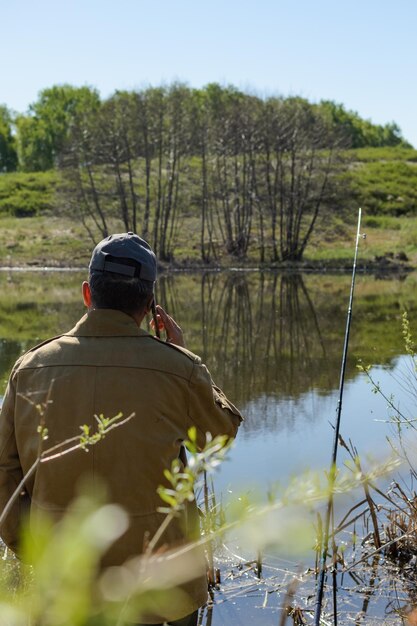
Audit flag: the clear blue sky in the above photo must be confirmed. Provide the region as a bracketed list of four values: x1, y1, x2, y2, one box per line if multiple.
[2, 0, 416, 146]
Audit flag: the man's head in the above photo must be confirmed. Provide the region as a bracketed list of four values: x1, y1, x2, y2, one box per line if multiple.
[83, 233, 157, 318]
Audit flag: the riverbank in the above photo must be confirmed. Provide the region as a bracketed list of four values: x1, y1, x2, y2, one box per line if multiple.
[0, 213, 415, 273]
[1, 146, 417, 270]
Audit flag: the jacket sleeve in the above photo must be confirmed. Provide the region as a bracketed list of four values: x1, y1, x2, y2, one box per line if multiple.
[0, 368, 27, 553]
[186, 360, 243, 449]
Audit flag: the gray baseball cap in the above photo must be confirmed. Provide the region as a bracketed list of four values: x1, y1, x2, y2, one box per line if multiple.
[89, 232, 157, 281]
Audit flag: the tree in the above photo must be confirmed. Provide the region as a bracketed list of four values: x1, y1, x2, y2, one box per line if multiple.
[16, 85, 100, 171]
[204, 84, 261, 258]
[154, 84, 192, 260]
[0, 105, 18, 172]
[257, 97, 348, 262]
[189, 88, 215, 263]
[61, 85, 194, 257]
[56, 84, 375, 262]
[317, 101, 411, 149]
[58, 100, 110, 241]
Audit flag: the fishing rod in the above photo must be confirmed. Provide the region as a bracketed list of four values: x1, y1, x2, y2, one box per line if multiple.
[313, 207, 364, 626]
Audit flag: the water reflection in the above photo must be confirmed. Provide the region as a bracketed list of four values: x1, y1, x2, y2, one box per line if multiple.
[195, 273, 332, 432]
[1, 270, 417, 422]
[157, 271, 417, 430]
[0, 340, 28, 387]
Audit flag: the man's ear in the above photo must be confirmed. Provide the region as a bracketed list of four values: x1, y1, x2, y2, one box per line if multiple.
[82, 281, 92, 308]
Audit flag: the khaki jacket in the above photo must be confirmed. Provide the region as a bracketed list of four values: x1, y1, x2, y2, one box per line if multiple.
[0, 309, 242, 622]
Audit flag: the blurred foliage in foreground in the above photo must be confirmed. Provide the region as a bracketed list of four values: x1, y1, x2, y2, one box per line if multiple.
[0, 426, 399, 626]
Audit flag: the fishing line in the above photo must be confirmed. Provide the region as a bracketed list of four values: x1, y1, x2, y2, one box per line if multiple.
[314, 207, 364, 626]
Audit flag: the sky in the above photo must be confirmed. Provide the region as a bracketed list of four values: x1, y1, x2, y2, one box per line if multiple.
[2, 0, 417, 146]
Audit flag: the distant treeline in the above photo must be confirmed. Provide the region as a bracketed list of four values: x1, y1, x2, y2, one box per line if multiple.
[0, 84, 412, 262]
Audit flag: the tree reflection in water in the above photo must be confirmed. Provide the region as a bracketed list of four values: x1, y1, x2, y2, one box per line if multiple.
[1, 269, 417, 422]
[198, 272, 330, 402]
[154, 270, 417, 436]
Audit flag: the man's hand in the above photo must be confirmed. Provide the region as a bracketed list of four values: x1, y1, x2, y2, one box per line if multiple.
[151, 305, 185, 348]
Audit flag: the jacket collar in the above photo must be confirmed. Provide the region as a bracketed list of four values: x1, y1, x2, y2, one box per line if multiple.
[67, 309, 150, 338]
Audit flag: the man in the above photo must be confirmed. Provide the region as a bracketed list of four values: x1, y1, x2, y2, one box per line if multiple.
[0, 233, 242, 625]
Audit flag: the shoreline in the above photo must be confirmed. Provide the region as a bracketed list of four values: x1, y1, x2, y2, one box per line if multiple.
[0, 258, 413, 275]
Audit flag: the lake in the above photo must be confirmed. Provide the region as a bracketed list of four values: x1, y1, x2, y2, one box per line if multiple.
[1, 268, 417, 623]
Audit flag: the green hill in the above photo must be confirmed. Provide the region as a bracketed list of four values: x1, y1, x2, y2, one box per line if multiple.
[0, 146, 416, 268]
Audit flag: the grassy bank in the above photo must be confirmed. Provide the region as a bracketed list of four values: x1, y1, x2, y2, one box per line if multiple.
[307, 213, 417, 268]
[0, 146, 416, 269]
[0, 215, 91, 268]
[0, 211, 415, 270]
[0, 215, 412, 271]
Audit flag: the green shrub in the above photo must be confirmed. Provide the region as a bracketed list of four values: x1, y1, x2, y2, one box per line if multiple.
[349, 146, 417, 162]
[0, 171, 59, 217]
[351, 160, 417, 216]
[362, 215, 401, 230]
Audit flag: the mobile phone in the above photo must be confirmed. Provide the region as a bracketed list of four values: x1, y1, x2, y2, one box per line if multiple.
[151, 300, 161, 339]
